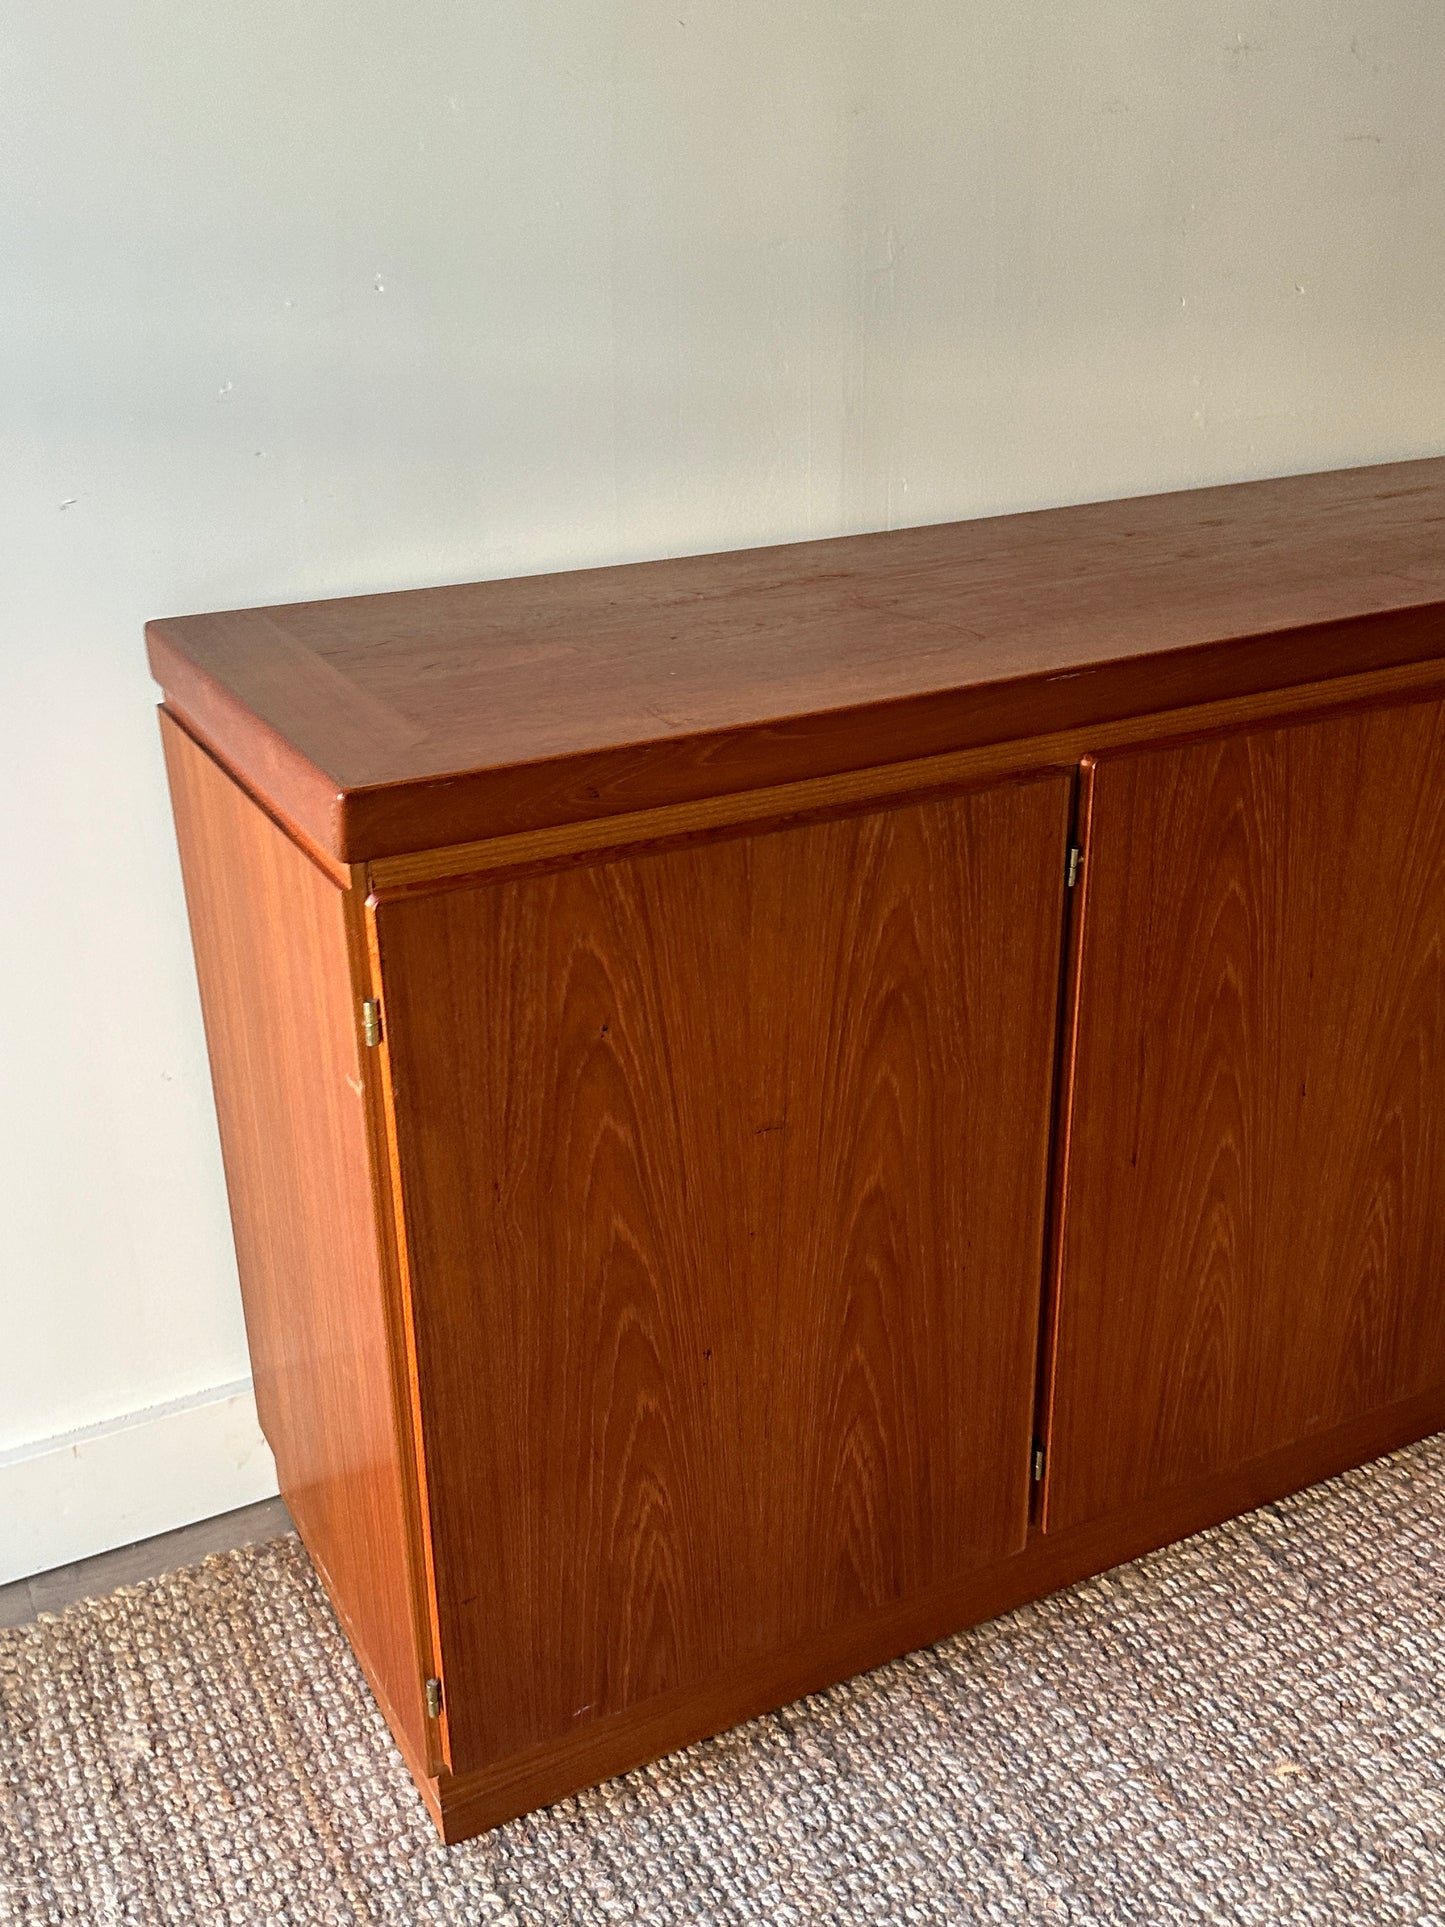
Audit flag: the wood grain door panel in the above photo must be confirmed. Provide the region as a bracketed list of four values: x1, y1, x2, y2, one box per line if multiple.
[1045, 697, 1445, 1532]
[373, 778, 1071, 1774]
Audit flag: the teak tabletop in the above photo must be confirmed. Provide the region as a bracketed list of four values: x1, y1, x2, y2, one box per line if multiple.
[147, 457, 1445, 862]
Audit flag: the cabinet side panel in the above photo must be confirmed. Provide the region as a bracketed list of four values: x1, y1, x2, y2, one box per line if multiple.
[160, 711, 429, 1768]
[1047, 694, 1445, 1530]
[374, 775, 1071, 1775]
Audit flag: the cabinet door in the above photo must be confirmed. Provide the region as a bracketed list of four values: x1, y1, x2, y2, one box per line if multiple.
[373, 777, 1071, 1775]
[1045, 696, 1445, 1533]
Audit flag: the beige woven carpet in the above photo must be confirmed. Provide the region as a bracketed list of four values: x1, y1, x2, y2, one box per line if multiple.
[3, 1441, 1444, 1926]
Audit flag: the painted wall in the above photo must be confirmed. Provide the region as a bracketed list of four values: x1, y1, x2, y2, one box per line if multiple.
[3, 1, 1443, 1579]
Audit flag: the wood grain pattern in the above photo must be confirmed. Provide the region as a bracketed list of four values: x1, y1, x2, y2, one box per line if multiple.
[159, 713, 435, 1773]
[370, 777, 1071, 1777]
[1045, 694, 1445, 1531]
[150, 464, 1445, 1844]
[430, 1378, 1445, 1840]
[148, 459, 1445, 860]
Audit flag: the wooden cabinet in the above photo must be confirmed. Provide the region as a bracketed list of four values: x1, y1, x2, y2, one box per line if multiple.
[151, 459, 1445, 1841]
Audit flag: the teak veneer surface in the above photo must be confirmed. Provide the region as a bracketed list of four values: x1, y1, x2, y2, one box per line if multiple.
[159, 715, 432, 1772]
[1045, 694, 1445, 1531]
[430, 1380, 1445, 1839]
[151, 460, 1445, 1845]
[370, 777, 1070, 1777]
[147, 459, 1445, 860]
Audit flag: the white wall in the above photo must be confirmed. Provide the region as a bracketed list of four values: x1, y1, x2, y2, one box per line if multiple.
[3, 1, 1443, 1579]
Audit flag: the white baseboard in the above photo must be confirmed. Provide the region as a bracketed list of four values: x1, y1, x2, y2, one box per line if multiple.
[0, 1380, 279, 1586]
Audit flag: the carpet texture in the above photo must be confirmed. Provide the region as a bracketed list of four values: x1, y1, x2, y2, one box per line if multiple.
[2, 1438, 1443, 1926]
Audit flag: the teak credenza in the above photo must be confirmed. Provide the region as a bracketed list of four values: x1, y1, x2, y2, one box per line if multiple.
[150, 459, 1445, 1842]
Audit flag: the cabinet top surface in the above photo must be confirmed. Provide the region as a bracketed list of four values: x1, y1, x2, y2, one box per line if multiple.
[148, 458, 1445, 861]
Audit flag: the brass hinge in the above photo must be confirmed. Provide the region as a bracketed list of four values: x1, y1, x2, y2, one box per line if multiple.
[361, 998, 383, 1048]
[425, 1676, 443, 1720]
[1066, 845, 1083, 889]
[1032, 1441, 1046, 1483]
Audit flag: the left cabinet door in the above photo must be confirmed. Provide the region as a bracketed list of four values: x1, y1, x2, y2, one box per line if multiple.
[371, 776, 1073, 1777]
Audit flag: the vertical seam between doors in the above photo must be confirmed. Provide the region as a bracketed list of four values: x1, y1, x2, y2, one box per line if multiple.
[1028, 758, 1097, 1529]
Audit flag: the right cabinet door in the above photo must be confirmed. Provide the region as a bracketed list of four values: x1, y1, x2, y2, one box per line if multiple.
[1045, 693, 1445, 1533]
